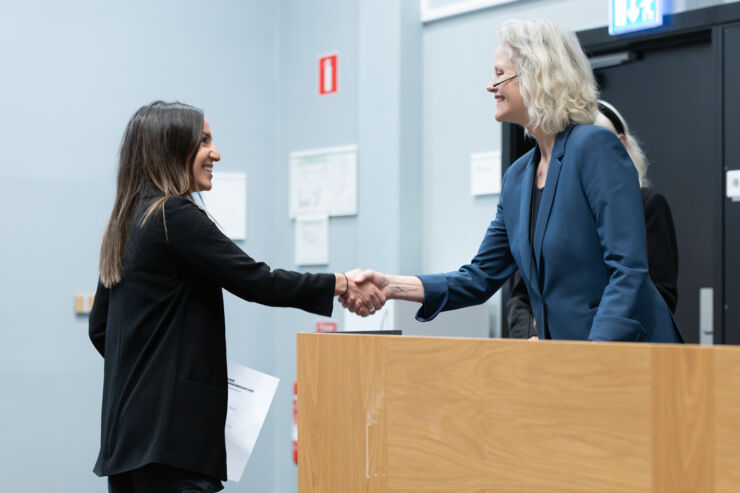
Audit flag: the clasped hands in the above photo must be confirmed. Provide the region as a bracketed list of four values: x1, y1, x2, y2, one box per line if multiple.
[338, 269, 390, 317]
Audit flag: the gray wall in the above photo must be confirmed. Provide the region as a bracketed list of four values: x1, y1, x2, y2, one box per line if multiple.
[0, 0, 737, 492]
[270, 0, 422, 491]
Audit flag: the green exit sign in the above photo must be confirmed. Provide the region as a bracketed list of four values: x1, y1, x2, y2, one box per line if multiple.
[609, 0, 664, 35]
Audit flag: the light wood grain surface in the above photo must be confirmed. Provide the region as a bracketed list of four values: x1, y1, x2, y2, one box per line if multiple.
[298, 335, 740, 492]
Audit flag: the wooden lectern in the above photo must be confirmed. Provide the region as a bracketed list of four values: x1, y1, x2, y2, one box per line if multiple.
[297, 334, 740, 492]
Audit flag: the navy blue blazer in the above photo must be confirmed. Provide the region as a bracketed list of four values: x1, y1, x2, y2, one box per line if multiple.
[417, 124, 683, 343]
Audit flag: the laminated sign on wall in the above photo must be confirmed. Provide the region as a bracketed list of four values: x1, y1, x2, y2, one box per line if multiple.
[294, 215, 329, 266]
[470, 151, 501, 196]
[201, 172, 247, 240]
[289, 145, 357, 218]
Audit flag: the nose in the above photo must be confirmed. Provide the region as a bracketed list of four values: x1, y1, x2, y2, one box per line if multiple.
[210, 145, 221, 162]
[486, 78, 496, 93]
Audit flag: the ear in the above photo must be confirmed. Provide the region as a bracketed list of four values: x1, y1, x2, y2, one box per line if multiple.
[618, 133, 627, 148]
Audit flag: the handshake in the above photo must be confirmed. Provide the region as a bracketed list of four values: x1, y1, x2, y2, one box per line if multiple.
[338, 269, 390, 317]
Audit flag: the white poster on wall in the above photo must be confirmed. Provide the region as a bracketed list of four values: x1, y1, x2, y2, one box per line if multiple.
[326, 148, 357, 216]
[470, 151, 501, 196]
[290, 145, 357, 217]
[201, 172, 247, 240]
[295, 214, 329, 266]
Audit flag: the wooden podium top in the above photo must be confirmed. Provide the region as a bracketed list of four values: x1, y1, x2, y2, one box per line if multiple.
[297, 334, 740, 493]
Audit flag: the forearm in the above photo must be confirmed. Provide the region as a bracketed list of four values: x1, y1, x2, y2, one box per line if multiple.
[386, 275, 425, 303]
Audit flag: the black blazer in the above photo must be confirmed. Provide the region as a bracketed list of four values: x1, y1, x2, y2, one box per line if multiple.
[506, 187, 678, 338]
[89, 196, 334, 480]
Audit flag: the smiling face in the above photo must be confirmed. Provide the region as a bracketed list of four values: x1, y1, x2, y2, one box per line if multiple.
[191, 117, 220, 191]
[487, 45, 527, 126]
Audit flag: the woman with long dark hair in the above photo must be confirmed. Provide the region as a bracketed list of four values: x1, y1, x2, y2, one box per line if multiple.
[90, 101, 383, 492]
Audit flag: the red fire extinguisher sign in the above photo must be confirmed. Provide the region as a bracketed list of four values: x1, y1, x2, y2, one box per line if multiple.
[316, 320, 337, 333]
[318, 54, 338, 96]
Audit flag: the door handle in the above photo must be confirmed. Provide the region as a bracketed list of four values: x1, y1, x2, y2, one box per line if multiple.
[699, 287, 713, 345]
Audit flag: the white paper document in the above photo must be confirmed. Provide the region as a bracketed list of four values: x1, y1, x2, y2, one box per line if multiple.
[201, 172, 247, 240]
[470, 151, 502, 196]
[225, 361, 280, 482]
[294, 215, 329, 266]
[289, 145, 357, 217]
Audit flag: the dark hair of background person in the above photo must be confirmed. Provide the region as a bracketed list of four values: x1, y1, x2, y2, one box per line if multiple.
[99, 101, 204, 288]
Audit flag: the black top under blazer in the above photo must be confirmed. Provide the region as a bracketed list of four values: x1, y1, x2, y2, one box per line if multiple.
[89, 196, 335, 480]
[507, 187, 678, 338]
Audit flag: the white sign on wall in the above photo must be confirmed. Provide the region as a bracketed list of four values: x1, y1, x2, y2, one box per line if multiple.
[201, 171, 247, 240]
[289, 145, 357, 218]
[470, 150, 501, 196]
[420, 0, 522, 23]
[294, 214, 329, 266]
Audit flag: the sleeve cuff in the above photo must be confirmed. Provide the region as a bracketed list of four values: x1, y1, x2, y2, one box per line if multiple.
[414, 274, 449, 322]
[588, 316, 646, 342]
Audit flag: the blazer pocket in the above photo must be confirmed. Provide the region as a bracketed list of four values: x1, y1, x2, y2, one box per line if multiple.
[588, 299, 601, 309]
[589, 315, 647, 342]
[181, 377, 228, 394]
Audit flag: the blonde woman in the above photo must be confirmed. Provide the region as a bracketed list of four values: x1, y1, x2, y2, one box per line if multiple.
[507, 100, 679, 339]
[345, 20, 682, 343]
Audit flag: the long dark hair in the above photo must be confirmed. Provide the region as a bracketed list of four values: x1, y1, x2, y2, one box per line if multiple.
[99, 101, 204, 287]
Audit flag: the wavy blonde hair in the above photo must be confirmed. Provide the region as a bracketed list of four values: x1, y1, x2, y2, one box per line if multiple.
[594, 100, 650, 187]
[497, 20, 597, 134]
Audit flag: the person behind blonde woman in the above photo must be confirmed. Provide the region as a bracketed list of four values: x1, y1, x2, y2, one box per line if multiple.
[343, 20, 683, 343]
[90, 101, 384, 493]
[507, 100, 679, 339]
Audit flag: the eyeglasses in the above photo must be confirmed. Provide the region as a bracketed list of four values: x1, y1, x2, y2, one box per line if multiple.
[488, 73, 520, 88]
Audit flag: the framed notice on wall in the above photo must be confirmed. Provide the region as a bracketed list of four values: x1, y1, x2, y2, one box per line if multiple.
[294, 215, 329, 266]
[289, 145, 357, 218]
[420, 0, 522, 23]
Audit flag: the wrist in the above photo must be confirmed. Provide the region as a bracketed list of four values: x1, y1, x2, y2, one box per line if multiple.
[341, 273, 350, 297]
[334, 273, 351, 297]
[385, 275, 397, 299]
[334, 273, 346, 296]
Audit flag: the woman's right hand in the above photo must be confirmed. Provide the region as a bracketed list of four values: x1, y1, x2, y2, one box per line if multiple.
[337, 271, 386, 317]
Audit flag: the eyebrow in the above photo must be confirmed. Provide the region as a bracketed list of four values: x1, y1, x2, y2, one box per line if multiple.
[201, 131, 212, 139]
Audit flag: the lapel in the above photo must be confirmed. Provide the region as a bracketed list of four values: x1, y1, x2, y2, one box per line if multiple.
[518, 152, 537, 285]
[532, 127, 571, 270]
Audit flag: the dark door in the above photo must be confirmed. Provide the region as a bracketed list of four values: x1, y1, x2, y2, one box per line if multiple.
[593, 34, 722, 344]
[723, 23, 740, 344]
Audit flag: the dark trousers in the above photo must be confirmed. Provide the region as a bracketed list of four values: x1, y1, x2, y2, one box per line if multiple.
[108, 463, 224, 493]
